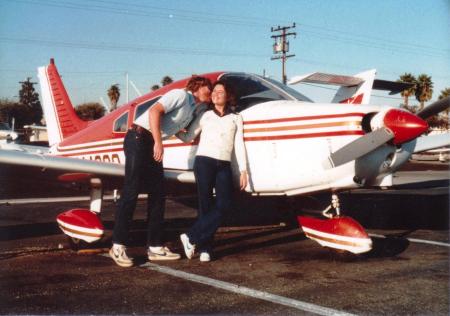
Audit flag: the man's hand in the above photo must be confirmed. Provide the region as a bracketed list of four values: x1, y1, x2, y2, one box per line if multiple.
[149, 103, 165, 162]
[239, 171, 248, 191]
[153, 142, 164, 162]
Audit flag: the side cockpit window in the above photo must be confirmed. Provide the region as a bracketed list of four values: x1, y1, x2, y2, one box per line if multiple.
[113, 112, 129, 133]
[135, 97, 161, 120]
[221, 73, 313, 112]
[221, 74, 287, 112]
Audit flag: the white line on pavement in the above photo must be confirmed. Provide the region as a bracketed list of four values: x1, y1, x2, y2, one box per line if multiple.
[369, 233, 450, 247]
[141, 262, 356, 316]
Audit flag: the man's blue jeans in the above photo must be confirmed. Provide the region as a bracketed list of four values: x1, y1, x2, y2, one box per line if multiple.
[112, 128, 165, 247]
[188, 155, 233, 253]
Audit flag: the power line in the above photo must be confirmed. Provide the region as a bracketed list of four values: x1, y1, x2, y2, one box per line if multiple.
[0, 36, 269, 58]
[12, 0, 448, 59]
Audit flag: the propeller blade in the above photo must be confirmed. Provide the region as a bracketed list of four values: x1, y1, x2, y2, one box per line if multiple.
[322, 128, 394, 169]
[416, 96, 450, 119]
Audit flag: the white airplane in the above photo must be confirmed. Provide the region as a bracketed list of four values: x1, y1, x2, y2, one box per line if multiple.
[0, 122, 19, 143]
[1, 59, 449, 254]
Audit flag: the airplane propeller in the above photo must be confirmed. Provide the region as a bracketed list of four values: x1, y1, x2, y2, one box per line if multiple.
[322, 127, 394, 169]
[416, 96, 450, 120]
[323, 106, 432, 169]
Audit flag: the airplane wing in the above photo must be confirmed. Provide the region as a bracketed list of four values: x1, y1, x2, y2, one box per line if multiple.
[412, 133, 450, 153]
[0, 148, 196, 187]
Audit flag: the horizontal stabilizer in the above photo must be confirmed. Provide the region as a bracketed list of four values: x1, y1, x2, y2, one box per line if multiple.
[288, 73, 363, 87]
[289, 71, 413, 95]
[372, 80, 415, 95]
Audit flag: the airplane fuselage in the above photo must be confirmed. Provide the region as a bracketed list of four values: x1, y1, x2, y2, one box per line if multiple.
[49, 99, 402, 196]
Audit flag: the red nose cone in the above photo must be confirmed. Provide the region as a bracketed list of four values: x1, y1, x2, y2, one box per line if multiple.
[383, 109, 428, 144]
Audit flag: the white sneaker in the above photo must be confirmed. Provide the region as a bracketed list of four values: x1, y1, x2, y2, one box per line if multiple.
[180, 234, 195, 259]
[109, 244, 133, 267]
[199, 252, 211, 262]
[148, 246, 181, 261]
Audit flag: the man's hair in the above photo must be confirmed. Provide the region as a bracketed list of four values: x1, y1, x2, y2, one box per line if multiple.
[185, 76, 212, 93]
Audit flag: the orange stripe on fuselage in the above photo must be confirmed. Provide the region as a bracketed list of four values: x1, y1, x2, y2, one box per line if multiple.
[244, 112, 365, 125]
[244, 121, 361, 133]
[244, 130, 364, 142]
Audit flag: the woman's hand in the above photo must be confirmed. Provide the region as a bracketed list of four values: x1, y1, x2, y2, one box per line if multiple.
[239, 170, 248, 191]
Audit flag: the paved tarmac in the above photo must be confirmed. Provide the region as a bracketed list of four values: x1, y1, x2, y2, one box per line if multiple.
[0, 161, 449, 315]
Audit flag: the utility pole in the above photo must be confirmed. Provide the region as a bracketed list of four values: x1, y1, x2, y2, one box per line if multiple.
[271, 23, 296, 85]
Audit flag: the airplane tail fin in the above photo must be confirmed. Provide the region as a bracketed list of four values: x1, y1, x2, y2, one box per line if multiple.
[37, 58, 88, 147]
[331, 69, 376, 104]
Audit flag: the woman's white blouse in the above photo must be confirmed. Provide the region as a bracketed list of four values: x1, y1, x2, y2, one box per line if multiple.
[176, 110, 247, 172]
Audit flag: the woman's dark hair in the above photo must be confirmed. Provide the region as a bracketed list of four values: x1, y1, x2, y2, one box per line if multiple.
[212, 79, 236, 112]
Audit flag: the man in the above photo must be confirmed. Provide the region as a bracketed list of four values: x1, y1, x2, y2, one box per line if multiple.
[110, 76, 212, 267]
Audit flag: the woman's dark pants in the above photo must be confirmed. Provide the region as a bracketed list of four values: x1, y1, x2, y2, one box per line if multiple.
[188, 155, 232, 253]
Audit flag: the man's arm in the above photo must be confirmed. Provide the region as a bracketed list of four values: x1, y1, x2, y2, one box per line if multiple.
[149, 103, 165, 162]
[176, 111, 204, 143]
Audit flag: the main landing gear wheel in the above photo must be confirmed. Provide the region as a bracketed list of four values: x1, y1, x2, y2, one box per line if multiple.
[297, 193, 373, 255]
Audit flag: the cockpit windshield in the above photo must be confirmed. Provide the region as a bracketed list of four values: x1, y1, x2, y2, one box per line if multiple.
[220, 73, 312, 112]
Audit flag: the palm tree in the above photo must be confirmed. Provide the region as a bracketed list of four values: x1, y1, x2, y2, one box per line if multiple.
[151, 84, 160, 91]
[161, 76, 173, 86]
[397, 73, 416, 107]
[415, 74, 433, 110]
[438, 87, 450, 100]
[107, 84, 120, 112]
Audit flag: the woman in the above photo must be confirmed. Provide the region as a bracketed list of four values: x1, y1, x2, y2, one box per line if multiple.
[177, 80, 248, 262]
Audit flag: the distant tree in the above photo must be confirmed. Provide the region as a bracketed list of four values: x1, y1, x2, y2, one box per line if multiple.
[415, 74, 433, 110]
[19, 77, 42, 125]
[397, 73, 416, 107]
[426, 115, 448, 129]
[161, 76, 173, 86]
[107, 84, 120, 112]
[437, 88, 450, 128]
[75, 102, 106, 121]
[151, 84, 160, 91]
[0, 98, 32, 129]
[438, 88, 450, 100]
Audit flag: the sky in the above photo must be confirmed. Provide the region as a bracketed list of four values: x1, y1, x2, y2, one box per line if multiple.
[0, 0, 449, 109]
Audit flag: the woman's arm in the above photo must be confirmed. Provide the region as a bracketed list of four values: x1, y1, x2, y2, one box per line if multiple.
[234, 114, 248, 190]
